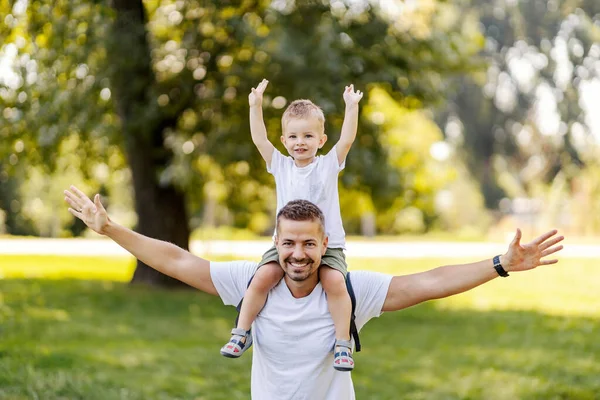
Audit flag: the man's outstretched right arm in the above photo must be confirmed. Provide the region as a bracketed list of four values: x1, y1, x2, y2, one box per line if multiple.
[64, 186, 218, 295]
[381, 229, 564, 312]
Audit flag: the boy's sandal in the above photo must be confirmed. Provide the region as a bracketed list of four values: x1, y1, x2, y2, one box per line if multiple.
[333, 339, 354, 371]
[220, 328, 253, 358]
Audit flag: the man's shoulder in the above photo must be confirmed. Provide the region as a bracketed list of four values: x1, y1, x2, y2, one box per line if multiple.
[210, 260, 260, 306]
[347, 270, 393, 327]
[347, 270, 393, 293]
[348, 270, 392, 280]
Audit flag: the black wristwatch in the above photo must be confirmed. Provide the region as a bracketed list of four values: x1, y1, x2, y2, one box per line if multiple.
[493, 255, 509, 277]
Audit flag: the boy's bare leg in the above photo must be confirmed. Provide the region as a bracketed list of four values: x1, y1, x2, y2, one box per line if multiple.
[221, 261, 284, 358]
[237, 261, 284, 335]
[319, 266, 352, 341]
[319, 266, 354, 370]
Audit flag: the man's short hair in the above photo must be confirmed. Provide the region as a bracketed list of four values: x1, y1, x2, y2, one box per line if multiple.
[276, 200, 325, 237]
[281, 99, 325, 134]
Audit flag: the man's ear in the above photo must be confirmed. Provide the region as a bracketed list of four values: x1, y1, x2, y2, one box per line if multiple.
[322, 236, 328, 255]
[319, 134, 328, 148]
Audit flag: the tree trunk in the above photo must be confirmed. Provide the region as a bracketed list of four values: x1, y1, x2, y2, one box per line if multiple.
[108, 0, 191, 287]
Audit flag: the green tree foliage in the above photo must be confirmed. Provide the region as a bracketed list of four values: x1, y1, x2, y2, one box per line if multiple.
[0, 0, 482, 282]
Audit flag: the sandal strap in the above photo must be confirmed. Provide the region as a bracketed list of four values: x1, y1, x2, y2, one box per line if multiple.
[231, 327, 250, 336]
[335, 339, 352, 350]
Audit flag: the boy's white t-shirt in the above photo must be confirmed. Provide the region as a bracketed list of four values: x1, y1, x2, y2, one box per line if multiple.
[268, 146, 346, 249]
[210, 261, 393, 400]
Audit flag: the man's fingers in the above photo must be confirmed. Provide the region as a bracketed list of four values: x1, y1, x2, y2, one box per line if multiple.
[70, 185, 88, 200]
[541, 244, 563, 258]
[532, 229, 559, 245]
[64, 196, 82, 212]
[64, 190, 82, 208]
[539, 235, 564, 250]
[67, 207, 83, 219]
[539, 259, 559, 266]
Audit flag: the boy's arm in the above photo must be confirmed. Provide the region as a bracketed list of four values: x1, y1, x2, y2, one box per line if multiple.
[249, 79, 275, 167]
[381, 229, 564, 312]
[336, 84, 363, 166]
[64, 186, 218, 295]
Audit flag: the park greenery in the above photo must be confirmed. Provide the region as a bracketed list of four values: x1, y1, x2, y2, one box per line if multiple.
[1, 0, 600, 283]
[1, 3, 598, 398]
[1, 255, 599, 399]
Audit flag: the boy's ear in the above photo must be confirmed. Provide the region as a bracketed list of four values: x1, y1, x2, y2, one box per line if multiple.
[280, 135, 286, 144]
[319, 134, 328, 148]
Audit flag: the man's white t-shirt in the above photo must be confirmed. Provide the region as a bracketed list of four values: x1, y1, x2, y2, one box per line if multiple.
[269, 146, 346, 249]
[210, 261, 393, 400]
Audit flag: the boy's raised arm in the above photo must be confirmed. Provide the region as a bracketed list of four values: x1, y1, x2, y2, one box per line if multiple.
[249, 79, 275, 167]
[336, 84, 363, 166]
[63, 186, 218, 295]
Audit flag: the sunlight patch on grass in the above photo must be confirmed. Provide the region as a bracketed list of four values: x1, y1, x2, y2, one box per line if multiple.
[2, 255, 598, 318]
[0, 255, 135, 281]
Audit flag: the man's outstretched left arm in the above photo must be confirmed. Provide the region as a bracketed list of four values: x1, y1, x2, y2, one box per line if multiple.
[64, 185, 218, 295]
[382, 229, 564, 312]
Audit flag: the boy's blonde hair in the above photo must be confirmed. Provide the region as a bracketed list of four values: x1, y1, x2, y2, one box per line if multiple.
[281, 99, 325, 134]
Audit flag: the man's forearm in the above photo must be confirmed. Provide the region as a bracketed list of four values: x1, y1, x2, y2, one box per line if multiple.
[423, 259, 498, 300]
[104, 221, 189, 280]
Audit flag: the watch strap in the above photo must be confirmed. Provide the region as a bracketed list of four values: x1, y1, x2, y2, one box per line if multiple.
[493, 255, 509, 277]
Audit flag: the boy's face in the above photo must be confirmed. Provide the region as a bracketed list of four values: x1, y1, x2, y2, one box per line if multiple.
[281, 117, 327, 167]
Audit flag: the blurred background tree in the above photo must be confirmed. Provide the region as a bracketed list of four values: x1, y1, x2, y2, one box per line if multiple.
[1, 0, 599, 285]
[437, 0, 600, 233]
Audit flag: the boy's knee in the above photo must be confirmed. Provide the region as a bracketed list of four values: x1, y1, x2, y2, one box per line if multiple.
[252, 262, 284, 291]
[319, 267, 347, 294]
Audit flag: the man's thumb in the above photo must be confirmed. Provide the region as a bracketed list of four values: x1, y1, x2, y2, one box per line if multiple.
[511, 228, 522, 247]
[93, 194, 102, 213]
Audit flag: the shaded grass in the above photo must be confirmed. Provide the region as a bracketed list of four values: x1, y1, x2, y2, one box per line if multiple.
[0, 255, 599, 399]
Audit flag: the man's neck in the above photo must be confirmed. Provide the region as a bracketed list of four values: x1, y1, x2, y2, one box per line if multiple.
[284, 275, 319, 298]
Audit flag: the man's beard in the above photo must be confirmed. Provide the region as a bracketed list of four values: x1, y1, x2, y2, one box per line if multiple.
[283, 256, 315, 281]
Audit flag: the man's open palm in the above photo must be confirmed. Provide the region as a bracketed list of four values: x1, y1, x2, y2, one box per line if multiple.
[503, 228, 564, 272]
[64, 186, 109, 235]
[249, 79, 269, 107]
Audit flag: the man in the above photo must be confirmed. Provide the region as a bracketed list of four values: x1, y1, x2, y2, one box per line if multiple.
[63, 186, 564, 400]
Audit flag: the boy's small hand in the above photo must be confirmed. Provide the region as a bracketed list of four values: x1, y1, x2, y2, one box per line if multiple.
[343, 84, 363, 106]
[249, 79, 269, 107]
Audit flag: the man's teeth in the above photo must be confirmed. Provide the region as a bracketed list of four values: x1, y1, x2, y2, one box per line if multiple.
[290, 262, 308, 267]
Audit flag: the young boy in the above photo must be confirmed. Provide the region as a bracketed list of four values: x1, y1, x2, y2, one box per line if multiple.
[220, 79, 363, 371]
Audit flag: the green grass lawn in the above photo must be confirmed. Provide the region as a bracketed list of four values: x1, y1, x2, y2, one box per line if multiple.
[1, 255, 599, 399]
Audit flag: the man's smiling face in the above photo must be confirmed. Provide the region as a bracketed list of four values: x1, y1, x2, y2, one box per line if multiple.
[275, 217, 328, 283]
